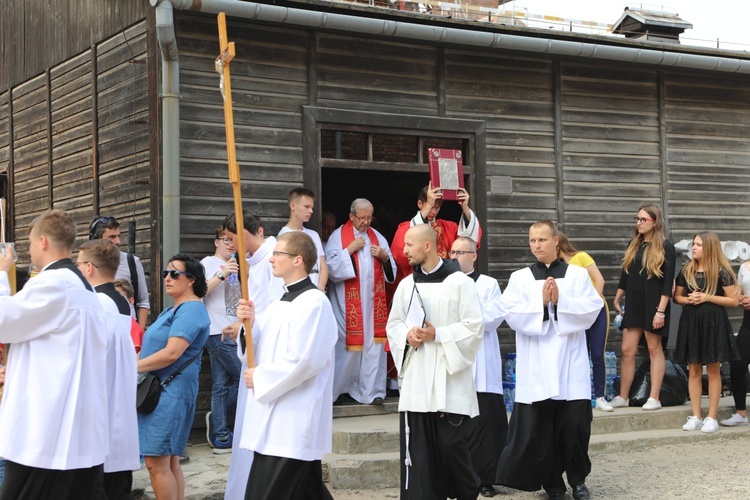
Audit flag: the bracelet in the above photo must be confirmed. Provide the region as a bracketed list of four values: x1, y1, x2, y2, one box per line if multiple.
[656, 308, 665, 313]
[655, 312, 665, 317]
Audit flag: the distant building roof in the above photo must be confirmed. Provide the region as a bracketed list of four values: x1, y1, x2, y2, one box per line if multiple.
[613, 7, 693, 44]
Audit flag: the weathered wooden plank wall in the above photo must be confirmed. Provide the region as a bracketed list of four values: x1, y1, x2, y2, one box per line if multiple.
[444, 50, 556, 278]
[12, 74, 50, 259]
[95, 23, 153, 279]
[666, 73, 750, 241]
[0, 92, 9, 174]
[4, 21, 154, 301]
[560, 64, 661, 295]
[0, 0, 149, 91]
[317, 34, 439, 116]
[176, 15, 309, 256]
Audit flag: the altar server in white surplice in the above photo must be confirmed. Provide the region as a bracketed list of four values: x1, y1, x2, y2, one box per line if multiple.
[495, 220, 603, 500]
[0, 210, 111, 500]
[237, 231, 336, 500]
[387, 224, 484, 500]
[78, 239, 140, 500]
[449, 236, 508, 498]
[327, 198, 396, 405]
[222, 211, 285, 500]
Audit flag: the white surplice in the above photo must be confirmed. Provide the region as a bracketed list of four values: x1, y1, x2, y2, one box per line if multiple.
[387, 266, 484, 417]
[326, 225, 396, 404]
[501, 264, 603, 404]
[472, 273, 505, 395]
[225, 236, 285, 500]
[409, 208, 481, 242]
[97, 294, 140, 473]
[0, 266, 110, 469]
[239, 287, 337, 461]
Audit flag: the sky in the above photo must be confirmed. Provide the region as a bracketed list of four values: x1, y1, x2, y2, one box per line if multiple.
[503, 1, 750, 50]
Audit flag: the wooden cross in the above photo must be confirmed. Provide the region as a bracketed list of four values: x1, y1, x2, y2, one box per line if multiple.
[216, 12, 254, 367]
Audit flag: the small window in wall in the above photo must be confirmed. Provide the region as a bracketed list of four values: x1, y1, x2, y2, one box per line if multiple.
[421, 137, 465, 164]
[321, 130, 368, 160]
[321, 127, 469, 167]
[372, 134, 418, 163]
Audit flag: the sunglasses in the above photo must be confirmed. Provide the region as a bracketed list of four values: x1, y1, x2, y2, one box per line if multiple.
[162, 269, 192, 280]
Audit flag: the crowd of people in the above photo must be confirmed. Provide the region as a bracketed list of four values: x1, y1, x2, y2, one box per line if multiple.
[0, 189, 748, 500]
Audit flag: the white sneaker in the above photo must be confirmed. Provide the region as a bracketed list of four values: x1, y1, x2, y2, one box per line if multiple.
[682, 416, 702, 431]
[720, 413, 749, 427]
[610, 395, 629, 408]
[642, 397, 662, 411]
[595, 397, 614, 412]
[701, 417, 719, 433]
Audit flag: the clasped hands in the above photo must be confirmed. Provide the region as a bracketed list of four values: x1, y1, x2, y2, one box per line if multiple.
[686, 290, 706, 305]
[407, 320, 436, 349]
[542, 277, 559, 306]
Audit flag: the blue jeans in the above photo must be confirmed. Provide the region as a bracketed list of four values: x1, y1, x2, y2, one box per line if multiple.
[205, 334, 242, 442]
[586, 306, 608, 398]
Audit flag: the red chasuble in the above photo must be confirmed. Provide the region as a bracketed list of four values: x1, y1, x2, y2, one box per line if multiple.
[340, 220, 388, 351]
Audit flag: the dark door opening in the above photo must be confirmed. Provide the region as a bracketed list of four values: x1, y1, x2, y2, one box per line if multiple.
[321, 168, 464, 245]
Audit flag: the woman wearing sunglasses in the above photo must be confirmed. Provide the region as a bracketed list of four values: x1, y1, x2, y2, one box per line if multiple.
[137, 254, 210, 500]
[612, 205, 676, 411]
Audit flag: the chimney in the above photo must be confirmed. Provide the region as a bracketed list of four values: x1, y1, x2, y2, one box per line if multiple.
[612, 7, 693, 44]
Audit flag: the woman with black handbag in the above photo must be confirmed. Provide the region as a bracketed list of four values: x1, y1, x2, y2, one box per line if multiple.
[137, 254, 210, 500]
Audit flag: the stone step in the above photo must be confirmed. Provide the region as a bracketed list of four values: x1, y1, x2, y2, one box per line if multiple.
[332, 414, 399, 454]
[325, 395, 750, 491]
[324, 451, 400, 490]
[590, 424, 750, 455]
[333, 396, 399, 419]
[591, 396, 737, 435]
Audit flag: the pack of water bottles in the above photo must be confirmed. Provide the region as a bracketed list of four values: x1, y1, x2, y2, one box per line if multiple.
[590, 351, 619, 406]
[502, 353, 516, 413]
[605, 351, 618, 401]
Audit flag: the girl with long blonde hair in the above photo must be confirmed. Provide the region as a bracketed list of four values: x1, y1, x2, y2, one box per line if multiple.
[612, 205, 675, 411]
[674, 232, 739, 433]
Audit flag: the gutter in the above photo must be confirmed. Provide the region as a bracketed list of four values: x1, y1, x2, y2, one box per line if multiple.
[152, 0, 181, 306]
[165, 0, 750, 74]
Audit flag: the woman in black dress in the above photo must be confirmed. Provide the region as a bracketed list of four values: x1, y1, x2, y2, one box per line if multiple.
[612, 205, 675, 410]
[673, 232, 739, 433]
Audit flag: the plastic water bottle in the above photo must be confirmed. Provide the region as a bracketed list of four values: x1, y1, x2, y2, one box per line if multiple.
[504, 353, 516, 382]
[227, 253, 239, 286]
[503, 382, 515, 413]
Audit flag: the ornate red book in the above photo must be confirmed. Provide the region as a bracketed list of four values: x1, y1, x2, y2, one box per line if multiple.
[428, 148, 464, 201]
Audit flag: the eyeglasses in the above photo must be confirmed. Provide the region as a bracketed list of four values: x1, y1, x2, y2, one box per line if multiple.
[449, 250, 475, 256]
[162, 269, 192, 280]
[272, 251, 298, 258]
[351, 214, 374, 223]
[77, 261, 99, 268]
[634, 217, 655, 224]
[217, 237, 233, 245]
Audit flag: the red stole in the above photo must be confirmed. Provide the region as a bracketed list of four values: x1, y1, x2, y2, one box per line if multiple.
[430, 220, 450, 258]
[341, 220, 388, 351]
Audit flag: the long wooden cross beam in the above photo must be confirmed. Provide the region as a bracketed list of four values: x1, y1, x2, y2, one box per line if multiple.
[216, 12, 254, 367]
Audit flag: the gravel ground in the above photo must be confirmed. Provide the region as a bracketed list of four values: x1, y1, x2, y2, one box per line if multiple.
[134, 431, 750, 499]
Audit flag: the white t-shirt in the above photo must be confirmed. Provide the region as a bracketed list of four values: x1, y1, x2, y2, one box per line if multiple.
[201, 255, 241, 336]
[277, 226, 325, 287]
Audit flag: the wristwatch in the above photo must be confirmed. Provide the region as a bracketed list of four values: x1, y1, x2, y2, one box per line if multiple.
[215, 271, 225, 281]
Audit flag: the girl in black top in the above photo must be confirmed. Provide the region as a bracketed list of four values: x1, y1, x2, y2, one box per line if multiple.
[612, 204, 675, 411]
[673, 232, 739, 433]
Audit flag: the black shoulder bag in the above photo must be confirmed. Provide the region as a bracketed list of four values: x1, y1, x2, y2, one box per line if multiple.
[136, 349, 202, 414]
